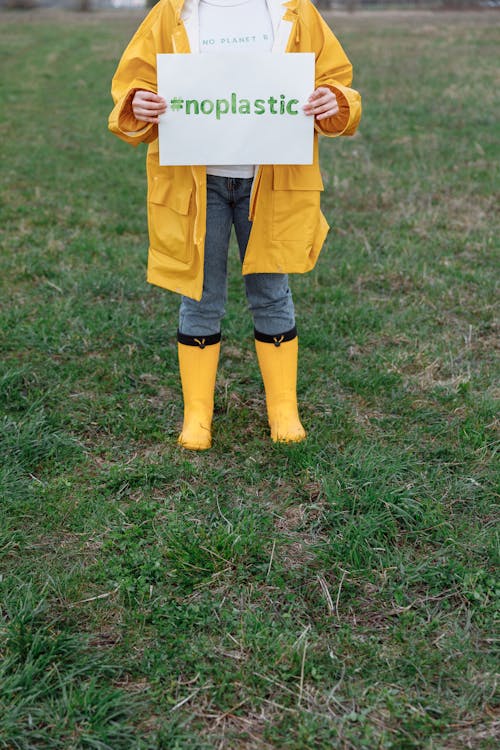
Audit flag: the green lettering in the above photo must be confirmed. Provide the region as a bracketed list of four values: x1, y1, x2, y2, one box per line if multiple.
[254, 99, 265, 115]
[215, 99, 229, 120]
[267, 96, 278, 114]
[185, 99, 199, 115]
[231, 92, 237, 114]
[238, 99, 251, 114]
[200, 99, 214, 115]
[286, 99, 299, 115]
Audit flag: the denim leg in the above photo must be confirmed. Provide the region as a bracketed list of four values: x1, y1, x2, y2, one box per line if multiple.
[233, 179, 296, 336]
[178, 176, 232, 336]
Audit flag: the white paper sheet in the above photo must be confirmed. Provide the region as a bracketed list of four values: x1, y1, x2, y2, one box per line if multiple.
[157, 52, 315, 166]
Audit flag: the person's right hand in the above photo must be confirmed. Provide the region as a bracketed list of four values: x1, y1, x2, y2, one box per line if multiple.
[132, 90, 167, 123]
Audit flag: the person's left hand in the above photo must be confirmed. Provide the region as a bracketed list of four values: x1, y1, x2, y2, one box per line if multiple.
[303, 87, 339, 121]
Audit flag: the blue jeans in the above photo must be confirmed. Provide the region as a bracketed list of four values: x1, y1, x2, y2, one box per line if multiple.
[178, 175, 295, 337]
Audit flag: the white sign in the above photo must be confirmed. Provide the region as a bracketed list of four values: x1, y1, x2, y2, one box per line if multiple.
[157, 53, 315, 166]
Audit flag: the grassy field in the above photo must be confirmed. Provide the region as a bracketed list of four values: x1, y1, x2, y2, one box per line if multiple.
[0, 8, 498, 749]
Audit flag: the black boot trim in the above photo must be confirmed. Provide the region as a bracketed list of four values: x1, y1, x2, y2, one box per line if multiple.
[254, 326, 297, 347]
[177, 331, 221, 349]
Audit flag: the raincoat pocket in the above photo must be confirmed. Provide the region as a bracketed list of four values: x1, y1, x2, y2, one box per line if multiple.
[271, 165, 324, 242]
[147, 176, 193, 264]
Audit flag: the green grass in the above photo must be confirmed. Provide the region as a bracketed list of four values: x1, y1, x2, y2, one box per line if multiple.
[0, 8, 498, 749]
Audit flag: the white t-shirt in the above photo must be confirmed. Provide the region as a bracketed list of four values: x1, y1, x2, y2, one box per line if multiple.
[199, 0, 274, 178]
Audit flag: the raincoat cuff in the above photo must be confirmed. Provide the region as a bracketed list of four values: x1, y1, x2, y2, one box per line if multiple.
[108, 87, 157, 145]
[314, 83, 362, 138]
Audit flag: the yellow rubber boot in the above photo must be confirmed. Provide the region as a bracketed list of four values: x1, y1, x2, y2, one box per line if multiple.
[177, 336, 221, 451]
[255, 332, 306, 443]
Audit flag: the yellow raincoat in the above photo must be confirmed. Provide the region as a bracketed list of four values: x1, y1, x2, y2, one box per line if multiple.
[109, 0, 361, 300]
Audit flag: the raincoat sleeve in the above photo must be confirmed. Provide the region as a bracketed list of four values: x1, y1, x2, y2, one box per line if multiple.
[309, 5, 362, 138]
[108, 4, 165, 146]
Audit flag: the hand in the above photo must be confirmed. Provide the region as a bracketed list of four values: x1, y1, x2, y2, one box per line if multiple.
[132, 90, 167, 124]
[303, 87, 339, 121]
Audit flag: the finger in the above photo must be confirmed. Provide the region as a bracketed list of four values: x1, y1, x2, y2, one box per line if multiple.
[134, 106, 166, 120]
[315, 92, 336, 106]
[135, 111, 162, 121]
[136, 98, 166, 111]
[137, 105, 166, 116]
[315, 101, 340, 116]
[316, 106, 340, 121]
[134, 106, 164, 120]
[314, 98, 339, 112]
[303, 98, 336, 115]
[143, 97, 166, 109]
[304, 102, 339, 120]
[138, 92, 165, 104]
[135, 114, 160, 123]
[307, 87, 330, 102]
[307, 93, 336, 110]
[133, 99, 166, 116]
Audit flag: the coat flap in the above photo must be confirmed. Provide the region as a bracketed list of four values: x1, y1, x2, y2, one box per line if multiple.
[272, 165, 324, 191]
[149, 177, 192, 214]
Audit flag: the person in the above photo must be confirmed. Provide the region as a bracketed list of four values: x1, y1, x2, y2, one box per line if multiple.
[109, 0, 361, 451]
